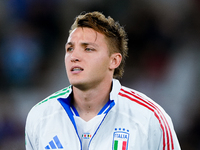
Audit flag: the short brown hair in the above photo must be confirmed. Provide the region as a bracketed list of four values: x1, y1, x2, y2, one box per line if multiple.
[69, 11, 128, 79]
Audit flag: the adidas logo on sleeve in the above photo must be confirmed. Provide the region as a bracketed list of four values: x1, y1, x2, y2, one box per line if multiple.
[45, 135, 63, 149]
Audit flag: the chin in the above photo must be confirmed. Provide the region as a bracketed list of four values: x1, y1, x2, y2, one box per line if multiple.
[70, 79, 86, 89]
[70, 79, 97, 91]
[68, 76, 83, 86]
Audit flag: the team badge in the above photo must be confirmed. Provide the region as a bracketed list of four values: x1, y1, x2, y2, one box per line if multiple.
[112, 128, 129, 150]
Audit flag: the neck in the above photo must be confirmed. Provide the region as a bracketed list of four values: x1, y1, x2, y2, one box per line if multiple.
[72, 80, 112, 121]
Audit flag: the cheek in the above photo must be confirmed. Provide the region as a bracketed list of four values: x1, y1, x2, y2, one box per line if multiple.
[64, 54, 70, 69]
[64, 53, 70, 63]
[95, 56, 111, 71]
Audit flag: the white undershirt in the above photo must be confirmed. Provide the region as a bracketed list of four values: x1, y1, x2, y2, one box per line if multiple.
[74, 114, 105, 150]
[70, 100, 112, 150]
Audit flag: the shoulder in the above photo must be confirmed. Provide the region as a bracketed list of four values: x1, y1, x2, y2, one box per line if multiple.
[117, 85, 173, 131]
[26, 86, 72, 125]
[112, 81, 180, 149]
[35, 86, 72, 107]
[118, 85, 168, 117]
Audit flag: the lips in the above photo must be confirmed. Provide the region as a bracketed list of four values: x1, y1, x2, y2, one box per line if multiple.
[73, 68, 82, 71]
[71, 66, 84, 72]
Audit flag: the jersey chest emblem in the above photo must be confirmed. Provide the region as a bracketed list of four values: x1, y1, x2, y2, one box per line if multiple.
[112, 128, 129, 150]
[82, 133, 92, 139]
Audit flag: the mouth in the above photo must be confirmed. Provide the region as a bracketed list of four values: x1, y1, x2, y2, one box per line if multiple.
[71, 67, 84, 72]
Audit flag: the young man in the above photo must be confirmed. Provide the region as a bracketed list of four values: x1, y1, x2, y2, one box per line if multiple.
[25, 11, 181, 150]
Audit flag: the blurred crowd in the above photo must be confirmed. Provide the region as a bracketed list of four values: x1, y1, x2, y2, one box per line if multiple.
[0, 0, 200, 149]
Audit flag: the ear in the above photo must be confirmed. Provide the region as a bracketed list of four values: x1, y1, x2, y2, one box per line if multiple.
[109, 53, 122, 70]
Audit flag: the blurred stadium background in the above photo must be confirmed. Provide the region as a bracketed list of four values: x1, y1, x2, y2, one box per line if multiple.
[0, 0, 200, 149]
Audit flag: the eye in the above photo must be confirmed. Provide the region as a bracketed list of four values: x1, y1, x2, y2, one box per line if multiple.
[85, 47, 95, 52]
[66, 47, 73, 52]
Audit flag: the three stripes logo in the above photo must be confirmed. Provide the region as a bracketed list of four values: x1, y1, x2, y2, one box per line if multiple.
[45, 135, 63, 149]
[112, 128, 129, 150]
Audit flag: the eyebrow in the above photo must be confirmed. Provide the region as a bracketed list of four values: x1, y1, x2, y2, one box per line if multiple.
[65, 42, 73, 47]
[81, 42, 98, 47]
[65, 42, 98, 47]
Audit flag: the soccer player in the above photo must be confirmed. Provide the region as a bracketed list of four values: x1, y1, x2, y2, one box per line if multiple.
[25, 11, 181, 150]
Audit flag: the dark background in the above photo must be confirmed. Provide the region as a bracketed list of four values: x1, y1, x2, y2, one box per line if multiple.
[0, 0, 200, 149]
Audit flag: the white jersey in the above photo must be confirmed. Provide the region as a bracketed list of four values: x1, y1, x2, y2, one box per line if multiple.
[25, 79, 181, 150]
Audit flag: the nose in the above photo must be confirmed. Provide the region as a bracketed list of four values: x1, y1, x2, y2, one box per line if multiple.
[71, 58, 79, 62]
[70, 49, 81, 62]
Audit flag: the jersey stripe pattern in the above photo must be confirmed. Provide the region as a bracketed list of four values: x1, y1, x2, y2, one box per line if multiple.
[119, 87, 174, 150]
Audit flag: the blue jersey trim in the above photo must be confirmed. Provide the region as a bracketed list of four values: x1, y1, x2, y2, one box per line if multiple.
[70, 98, 113, 116]
[97, 100, 111, 115]
[71, 97, 112, 117]
[88, 99, 115, 148]
[57, 95, 82, 149]
[57, 96, 76, 127]
[57, 92, 115, 150]
[71, 105, 79, 116]
[104, 100, 115, 114]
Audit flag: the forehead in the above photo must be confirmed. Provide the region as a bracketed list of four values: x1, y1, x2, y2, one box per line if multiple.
[67, 27, 106, 44]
